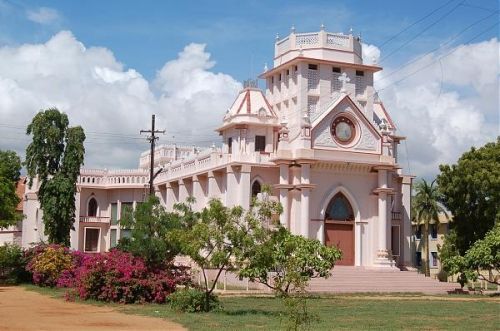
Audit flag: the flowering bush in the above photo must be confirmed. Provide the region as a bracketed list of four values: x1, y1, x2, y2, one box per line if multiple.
[74, 249, 189, 303]
[25, 244, 74, 287]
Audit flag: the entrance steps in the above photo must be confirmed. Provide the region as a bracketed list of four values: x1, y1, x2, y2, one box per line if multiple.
[308, 266, 459, 294]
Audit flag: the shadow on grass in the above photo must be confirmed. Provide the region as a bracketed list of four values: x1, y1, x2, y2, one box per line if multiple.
[220, 309, 282, 317]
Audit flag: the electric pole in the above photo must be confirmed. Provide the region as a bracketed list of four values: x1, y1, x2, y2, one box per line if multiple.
[140, 114, 165, 195]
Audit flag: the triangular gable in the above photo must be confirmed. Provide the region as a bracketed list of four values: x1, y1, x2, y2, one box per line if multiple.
[311, 94, 382, 154]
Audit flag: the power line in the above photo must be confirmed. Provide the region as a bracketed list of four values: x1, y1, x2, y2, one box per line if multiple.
[380, 1, 465, 63]
[376, 10, 499, 84]
[378, 0, 459, 48]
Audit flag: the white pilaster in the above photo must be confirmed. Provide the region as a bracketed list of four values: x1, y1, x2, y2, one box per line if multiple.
[300, 163, 310, 238]
[279, 163, 289, 228]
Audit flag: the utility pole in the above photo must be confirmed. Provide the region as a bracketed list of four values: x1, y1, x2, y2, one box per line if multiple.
[140, 114, 165, 195]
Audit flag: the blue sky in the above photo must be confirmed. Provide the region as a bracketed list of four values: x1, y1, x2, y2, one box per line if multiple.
[0, 0, 498, 178]
[1, 0, 497, 81]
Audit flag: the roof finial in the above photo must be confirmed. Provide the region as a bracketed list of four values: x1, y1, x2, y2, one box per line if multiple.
[264, 62, 268, 72]
[291, 25, 296, 33]
[275, 33, 280, 41]
[349, 26, 353, 35]
[320, 23, 325, 31]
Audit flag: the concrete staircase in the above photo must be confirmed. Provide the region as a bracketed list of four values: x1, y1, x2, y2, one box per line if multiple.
[308, 266, 459, 294]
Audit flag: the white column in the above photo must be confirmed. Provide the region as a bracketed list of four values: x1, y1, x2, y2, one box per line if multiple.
[207, 171, 218, 200]
[279, 163, 289, 228]
[300, 164, 310, 238]
[376, 169, 394, 267]
[239, 165, 251, 210]
[70, 190, 81, 250]
[192, 175, 203, 210]
[178, 179, 189, 203]
[166, 183, 175, 211]
[226, 166, 238, 207]
[290, 165, 302, 235]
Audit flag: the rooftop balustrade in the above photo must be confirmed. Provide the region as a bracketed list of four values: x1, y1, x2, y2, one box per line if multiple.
[274, 30, 362, 60]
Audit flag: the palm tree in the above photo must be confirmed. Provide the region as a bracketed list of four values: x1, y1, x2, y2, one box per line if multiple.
[413, 179, 448, 277]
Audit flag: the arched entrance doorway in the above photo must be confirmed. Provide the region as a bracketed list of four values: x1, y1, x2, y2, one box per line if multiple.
[324, 192, 355, 266]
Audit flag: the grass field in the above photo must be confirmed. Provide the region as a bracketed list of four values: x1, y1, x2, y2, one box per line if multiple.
[24, 285, 499, 330]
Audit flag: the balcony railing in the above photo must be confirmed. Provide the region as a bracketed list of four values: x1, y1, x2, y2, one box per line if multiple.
[392, 212, 402, 220]
[80, 216, 110, 224]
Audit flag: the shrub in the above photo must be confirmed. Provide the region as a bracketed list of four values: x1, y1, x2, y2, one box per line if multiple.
[25, 244, 73, 287]
[437, 269, 448, 282]
[169, 288, 220, 312]
[74, 249, 189, 303]
[0, 244, 30, 284]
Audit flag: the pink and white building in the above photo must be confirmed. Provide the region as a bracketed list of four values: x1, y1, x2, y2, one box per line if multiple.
[20, 28, 413, 268]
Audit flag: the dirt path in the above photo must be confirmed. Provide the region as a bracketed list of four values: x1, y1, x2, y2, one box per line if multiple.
[0, 286, 186, 331]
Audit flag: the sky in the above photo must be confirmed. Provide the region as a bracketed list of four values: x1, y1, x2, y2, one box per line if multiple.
[0, 0, 498, 179]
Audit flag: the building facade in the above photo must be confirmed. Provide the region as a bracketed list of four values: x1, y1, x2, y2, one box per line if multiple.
[20, 28, 413, 268]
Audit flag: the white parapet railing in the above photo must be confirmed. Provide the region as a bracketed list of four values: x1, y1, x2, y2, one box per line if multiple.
[79, 216, 111, 223]
[78, 168, 149, 187]
[275, 30, 357, 58]
[155, 150, 273, 183]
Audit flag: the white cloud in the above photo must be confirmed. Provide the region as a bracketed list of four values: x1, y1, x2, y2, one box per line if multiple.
[378, 38, 499, 179]
[26, 7, 60, 25]
[362, 43, 381, 65]
[0, 31, 241, 169]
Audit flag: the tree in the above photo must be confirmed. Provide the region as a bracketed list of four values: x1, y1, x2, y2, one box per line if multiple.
[175, 198, 244, 311]
[437, 138, 499, 255]
[442, 223, 500, 286]
[0, 150, 22, 228]
[238, 226, 341, 296]
[413, 179, 448, 277]
[119, 195, 182, 268]
[25, 108, 85, 246]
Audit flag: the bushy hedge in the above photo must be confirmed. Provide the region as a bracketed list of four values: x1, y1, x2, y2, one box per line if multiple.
[72, 249, 189, 303]
[24, 244, 189, 304]
[25, 244, 73, 287]
[0, 244, 30, 284]
[169, 287, 220, 312]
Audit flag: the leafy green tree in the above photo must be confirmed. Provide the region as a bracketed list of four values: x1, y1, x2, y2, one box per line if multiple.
[25, 108, 85, 246]
[119, 195, 182, 268]
[437, 138, 499, 255]
[442, 223, 500, 286]
[413, 179, 448, 277]
[238, 226, 342, 296]
[0, 150, 22, 228]
[175, 198, 244, 312]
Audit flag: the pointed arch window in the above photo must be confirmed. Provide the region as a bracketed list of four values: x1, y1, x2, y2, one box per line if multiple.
[88, 197, 98, 217]
[252, 180, 262, 198]
[325, 193, 354, 221]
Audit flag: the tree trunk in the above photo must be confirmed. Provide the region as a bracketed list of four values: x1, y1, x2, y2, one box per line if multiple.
[423, 223, 430, 277]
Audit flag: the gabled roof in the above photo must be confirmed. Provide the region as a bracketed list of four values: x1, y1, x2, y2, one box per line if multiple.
[312, 93, 381, 138]
[217, 87, 279, 132]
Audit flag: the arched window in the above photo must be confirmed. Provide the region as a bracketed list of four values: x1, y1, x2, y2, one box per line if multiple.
[88, 197, 98, 217]
[252, 180, 262, 198]
[325, 193, 354, 221]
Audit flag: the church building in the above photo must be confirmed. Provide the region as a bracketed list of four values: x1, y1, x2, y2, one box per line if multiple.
[20, 28, 413, 268]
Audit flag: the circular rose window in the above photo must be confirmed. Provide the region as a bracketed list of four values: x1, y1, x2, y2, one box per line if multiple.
[331, 116, 356, 145]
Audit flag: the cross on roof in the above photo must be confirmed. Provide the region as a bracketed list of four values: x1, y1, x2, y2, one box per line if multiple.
[338, 72, 350, 93]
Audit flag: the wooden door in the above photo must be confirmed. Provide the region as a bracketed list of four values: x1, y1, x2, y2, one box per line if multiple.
[325, 222, 354, 266]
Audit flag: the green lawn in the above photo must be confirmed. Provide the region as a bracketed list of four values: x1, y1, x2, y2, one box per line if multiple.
[24, 285, 499, 330]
